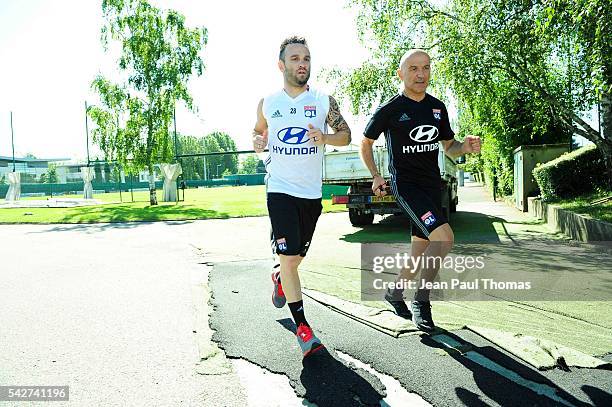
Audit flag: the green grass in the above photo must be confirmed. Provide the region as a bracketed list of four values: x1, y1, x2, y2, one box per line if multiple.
[0, 185, 346, 224]
[552, 190, 612, 223]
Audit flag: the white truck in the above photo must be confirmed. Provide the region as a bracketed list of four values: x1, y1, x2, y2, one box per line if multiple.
[323, 146, 459, 226]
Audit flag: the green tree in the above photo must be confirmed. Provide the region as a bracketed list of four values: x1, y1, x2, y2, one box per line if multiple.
[328, 0, 610, 192]
[200, 132, 238, 178]
[537, 0, 612, 185]
[201, 135, 222, 178]
[177, 134, 205, 180]
[47, 164, 58, 184]
[209, 131, 238, 175]
[88, 0, 208, 205]
[239, 154, 261, 174]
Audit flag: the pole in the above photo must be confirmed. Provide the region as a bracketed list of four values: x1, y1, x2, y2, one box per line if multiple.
[84, 101, 91, 167]
[173, 106, 179, 202]
[173, 106, 178, 161]
[10, 111, 15, 172]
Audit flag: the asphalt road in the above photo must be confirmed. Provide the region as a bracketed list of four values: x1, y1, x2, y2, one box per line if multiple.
[0, 222, 247, 407]
[1, 182, 610, 406]
[210, 260, 612, 407]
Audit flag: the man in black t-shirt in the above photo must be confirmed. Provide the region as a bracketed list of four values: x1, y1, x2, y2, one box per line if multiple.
[361, 49, 481, 332]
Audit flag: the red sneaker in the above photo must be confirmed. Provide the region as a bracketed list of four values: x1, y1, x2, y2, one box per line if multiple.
[296, 323, 324, 357]
[271, 270, 286, 308]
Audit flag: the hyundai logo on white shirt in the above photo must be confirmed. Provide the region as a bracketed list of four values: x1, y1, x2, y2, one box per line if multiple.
[277, 127, 309, 145]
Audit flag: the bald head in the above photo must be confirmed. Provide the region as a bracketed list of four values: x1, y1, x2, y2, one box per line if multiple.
[397, 49, 431, 100]
[399, 49, 430, 70]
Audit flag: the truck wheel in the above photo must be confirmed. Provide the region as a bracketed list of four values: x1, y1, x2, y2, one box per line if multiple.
[349, 208, 374, 226]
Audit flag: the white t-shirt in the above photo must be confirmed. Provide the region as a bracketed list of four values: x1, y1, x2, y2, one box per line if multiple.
[262, 88, 330, 199]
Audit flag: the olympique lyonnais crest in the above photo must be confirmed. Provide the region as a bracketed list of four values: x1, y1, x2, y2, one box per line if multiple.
[276, 238, 287, 251]
[304, 105, 317, 118]
[432, 109, 441, 120]
[420, 211, 437, 226]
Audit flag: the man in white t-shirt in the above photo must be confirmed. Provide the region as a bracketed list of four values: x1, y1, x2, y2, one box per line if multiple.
[252, 36, 351, 357]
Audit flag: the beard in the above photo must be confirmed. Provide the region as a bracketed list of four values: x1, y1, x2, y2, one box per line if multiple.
[286, 70, 310, 86]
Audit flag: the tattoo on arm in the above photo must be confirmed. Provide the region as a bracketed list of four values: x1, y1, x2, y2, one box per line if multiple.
[326, 96, 350, 133]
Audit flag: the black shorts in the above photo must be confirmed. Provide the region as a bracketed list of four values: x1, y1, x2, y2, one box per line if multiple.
[267, 192, 322, 257]
[390, 182, 447, 240]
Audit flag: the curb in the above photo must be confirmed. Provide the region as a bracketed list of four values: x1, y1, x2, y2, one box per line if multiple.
[528, 197, 612, 241]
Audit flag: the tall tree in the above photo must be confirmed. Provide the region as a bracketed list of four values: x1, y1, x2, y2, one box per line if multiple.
[47, 164, 58, 184]
[200, 134, 222, 178]
[177, 134, 205, 180]
[200, 132, 238, 177]
[88, 0, 208, 205]
[328, 0, 610, 191]
[538, 0, 611, 185]
[239, 154, 262, 174]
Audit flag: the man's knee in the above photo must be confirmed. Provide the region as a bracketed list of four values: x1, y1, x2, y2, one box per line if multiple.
[280, 254, 302, 270]
[428, 223, 454, 246]
[411, 236, 430, 255]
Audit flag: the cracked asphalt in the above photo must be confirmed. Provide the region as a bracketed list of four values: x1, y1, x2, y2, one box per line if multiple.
[209, 260, 612, 407]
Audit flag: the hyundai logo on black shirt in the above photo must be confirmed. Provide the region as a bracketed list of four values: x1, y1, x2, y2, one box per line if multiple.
[409, 125, 439, 143]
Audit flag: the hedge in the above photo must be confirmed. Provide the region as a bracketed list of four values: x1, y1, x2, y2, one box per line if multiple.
[532, 145, 608, 201]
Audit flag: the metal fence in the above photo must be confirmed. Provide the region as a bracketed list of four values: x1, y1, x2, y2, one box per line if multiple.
[1, 150, 347, 202]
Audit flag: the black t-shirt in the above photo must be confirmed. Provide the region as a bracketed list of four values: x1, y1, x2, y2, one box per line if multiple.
[364, 93, 454, 186]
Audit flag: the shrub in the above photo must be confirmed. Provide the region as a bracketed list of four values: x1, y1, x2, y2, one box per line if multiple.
[533, 145, 608, 201]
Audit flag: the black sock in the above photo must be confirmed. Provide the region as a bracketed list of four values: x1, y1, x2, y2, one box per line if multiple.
[288, 300, 308, 327]
[387, 287, 405, 301]
[415, 288, 430, 302]
[273, 264, 280, 283]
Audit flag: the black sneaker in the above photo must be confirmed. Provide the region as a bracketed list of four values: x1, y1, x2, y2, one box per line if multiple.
[411, 301, 435, 332]
[384, 291, 412, 319]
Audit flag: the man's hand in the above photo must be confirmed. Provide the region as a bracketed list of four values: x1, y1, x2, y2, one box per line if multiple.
[307, 124, 326, 146]
[461, 135, 481, 154]
[372, 174, 388, 197]
[253, 129, 268, 153]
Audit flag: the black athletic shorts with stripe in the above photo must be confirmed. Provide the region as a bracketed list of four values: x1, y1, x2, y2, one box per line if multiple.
[390, 181, 447, 240]
[267, 192, 322, 257]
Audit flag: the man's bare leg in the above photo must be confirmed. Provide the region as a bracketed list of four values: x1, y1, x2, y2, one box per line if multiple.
[410, 223, 454, 331]
[278, 254, 303, 303]
[394, 235, 430, 290]
[384, 236, 430, 318]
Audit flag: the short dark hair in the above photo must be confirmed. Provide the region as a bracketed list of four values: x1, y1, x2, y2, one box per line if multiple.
[279, 36, 308, 61]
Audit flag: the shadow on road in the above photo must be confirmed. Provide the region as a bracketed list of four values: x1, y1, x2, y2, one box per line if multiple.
[25, 219, 202, 234]
[420, 330, 595, 407]
[278, 318, 385, 407]
[581, 384, 612, 406]
[341, 211, 515, 244]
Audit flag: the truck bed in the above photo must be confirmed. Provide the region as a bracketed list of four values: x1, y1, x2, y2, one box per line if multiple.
[323, 147, 457, 183]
